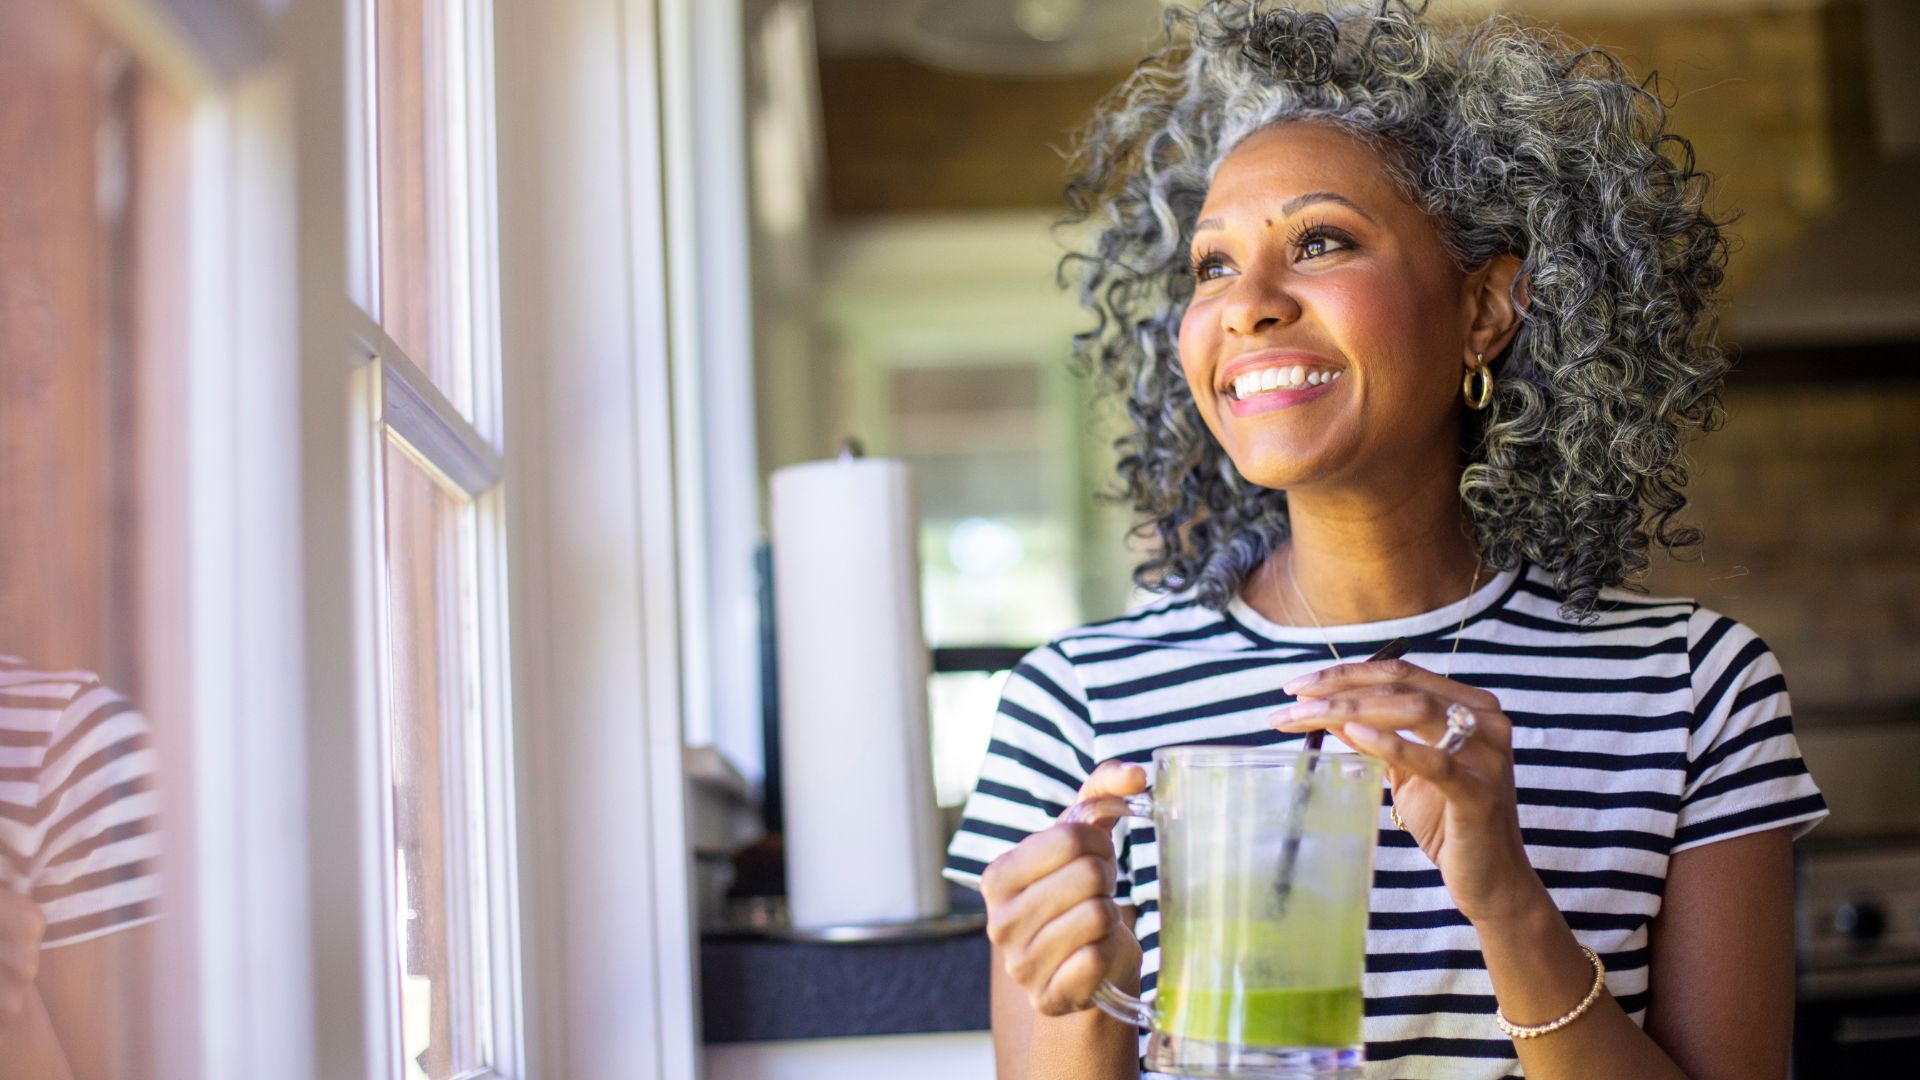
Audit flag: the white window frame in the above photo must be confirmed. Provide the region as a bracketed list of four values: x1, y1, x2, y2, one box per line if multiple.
[339, 0, 524, 1075]
[659, 0, 766, 794]
[494, 0, 702, 1076]
[78, 0, 710, 1075]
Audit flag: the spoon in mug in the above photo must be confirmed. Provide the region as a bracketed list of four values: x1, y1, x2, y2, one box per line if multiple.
[1271, 635, 1412, 912]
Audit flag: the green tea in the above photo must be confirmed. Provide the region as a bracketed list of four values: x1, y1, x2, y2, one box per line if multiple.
[1156, 983, 1363, 1047]
[1131, 748, 1381, 1075]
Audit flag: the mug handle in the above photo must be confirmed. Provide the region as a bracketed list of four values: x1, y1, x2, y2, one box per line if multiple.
[1061, 792, 1157, 1028]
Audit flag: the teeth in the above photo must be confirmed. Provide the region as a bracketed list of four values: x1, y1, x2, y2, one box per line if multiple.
[1231, 367, 1341, 400]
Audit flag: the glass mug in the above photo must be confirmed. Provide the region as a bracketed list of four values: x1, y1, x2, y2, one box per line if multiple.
[1066, 745, 1384, 1079]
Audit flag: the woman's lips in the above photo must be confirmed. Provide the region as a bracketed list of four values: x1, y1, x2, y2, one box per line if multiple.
[1226, 377, 1340, 417]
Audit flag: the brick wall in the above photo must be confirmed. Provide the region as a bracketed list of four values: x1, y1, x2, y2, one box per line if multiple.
[1641, 382, 1920, 711]
[1549, 0, 1875, 302]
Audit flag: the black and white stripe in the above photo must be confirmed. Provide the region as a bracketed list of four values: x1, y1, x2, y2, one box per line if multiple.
[0, 657, 162, 948]
[944, 562, 1827, 1079]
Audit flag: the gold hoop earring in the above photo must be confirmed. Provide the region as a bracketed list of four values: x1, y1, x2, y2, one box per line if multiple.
[1462, 352, 1493, 411]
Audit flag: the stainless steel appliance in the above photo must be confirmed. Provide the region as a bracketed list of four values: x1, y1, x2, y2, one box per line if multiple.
[1795, 836, 1920, 1077]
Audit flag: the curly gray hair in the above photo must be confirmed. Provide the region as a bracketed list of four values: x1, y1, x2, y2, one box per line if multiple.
[1060, 0, 1733, 622]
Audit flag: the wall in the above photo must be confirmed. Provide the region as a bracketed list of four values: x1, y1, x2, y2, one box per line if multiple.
[813, 2, 1876, 305]
[1641, 382, 1920, 711]
[1554, 1, 1873, 300]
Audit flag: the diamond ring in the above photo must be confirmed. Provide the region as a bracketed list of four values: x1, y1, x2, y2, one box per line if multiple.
[1435, 702, 1478, 755]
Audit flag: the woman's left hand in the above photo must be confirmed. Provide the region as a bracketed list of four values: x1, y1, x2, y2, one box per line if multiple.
[1267, 657, 1545, 924]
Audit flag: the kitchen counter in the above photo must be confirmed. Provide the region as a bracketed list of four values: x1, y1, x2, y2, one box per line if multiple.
[701, 924, 991, 1042]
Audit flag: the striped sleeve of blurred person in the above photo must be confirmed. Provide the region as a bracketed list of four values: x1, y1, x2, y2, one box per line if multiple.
[1, 657, 163, 948]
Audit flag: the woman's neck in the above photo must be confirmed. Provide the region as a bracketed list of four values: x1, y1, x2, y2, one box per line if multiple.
[1242, 488, 1492, 627]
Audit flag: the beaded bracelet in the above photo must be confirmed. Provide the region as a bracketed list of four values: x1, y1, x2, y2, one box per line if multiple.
[1495, 945, 1606, 1040]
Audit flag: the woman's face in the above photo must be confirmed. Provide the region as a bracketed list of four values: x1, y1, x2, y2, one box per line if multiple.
[1178, 120, 1479, 494]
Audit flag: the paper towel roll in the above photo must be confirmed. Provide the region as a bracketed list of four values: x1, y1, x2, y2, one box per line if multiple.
[769, 456, 949, 929]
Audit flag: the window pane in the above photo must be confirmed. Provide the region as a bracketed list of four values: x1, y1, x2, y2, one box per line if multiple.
[928, 669, 1008, 808]
[377, 0, 468, 412]
[881, 362, 1083, 643]
[383, 437, 485, 1079]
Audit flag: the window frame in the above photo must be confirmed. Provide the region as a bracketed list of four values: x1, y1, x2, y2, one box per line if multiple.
[55, 0, 711, 1075]
[492, 0, 702, 1074]
[659, 0, 768, 792]
[341, 0, 524, 1072]
[342, 308, 523, 1080]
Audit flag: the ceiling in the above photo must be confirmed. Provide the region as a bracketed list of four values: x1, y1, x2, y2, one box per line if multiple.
[812, 0, 1835, 57]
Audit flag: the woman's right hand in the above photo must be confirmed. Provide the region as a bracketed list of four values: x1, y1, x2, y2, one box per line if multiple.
[980, 760, 1147, 1017]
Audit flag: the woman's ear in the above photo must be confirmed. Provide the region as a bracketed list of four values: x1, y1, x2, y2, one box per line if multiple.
[1466, 253, 1528, 365]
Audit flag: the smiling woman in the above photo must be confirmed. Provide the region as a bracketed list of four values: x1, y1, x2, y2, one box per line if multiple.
[1059, 0, 1730, 624]
[1177, 122, 1516, 480]
[942, 3, 1826, 1080]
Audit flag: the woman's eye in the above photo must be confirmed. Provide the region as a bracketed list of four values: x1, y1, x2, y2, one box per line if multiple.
[1292, 225, 1353, 261]
[1190, 253, 1232, 283]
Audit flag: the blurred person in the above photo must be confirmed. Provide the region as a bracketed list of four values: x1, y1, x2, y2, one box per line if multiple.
[0, 657, 160, 1079]
[941, 2, 1824, 1078]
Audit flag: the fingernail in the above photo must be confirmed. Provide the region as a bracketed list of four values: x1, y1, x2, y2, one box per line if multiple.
[1271, 699, 1331, 727]
[1282, 671, 1319, 694]
[1343, 723, 1389, 749]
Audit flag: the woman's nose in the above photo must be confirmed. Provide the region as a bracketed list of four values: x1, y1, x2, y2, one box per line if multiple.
[1220, 268, 1302, 337]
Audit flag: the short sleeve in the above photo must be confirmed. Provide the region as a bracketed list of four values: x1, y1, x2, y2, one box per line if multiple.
[1672, 608, 1829, 853]
[33, 678, 163, 948]
[943, 641, 1133, 905]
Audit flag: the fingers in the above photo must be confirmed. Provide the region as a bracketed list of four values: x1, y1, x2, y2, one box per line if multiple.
[1272, 691, 1448, 739]
[1283, 655, 1501, 711]
[982, 757, 1147, 1014]
[0, 891, 45, 1024]
[1060, 759, 1147, 828]
[1334, 722, 1491, 810]
[980, 821, 1114, 908]
[1268, 678, 1515, 815]
[984, 832, 1126, 1013]
[1015, 895, 1124, 1013]
[983, 833, 1116, 956]
[1270, 689, 1511, 751]
[1076, 759, 1147, 801]
[1037, 935, 1127, 1016]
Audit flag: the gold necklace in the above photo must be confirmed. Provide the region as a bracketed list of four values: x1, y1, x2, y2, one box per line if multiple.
[1274, 548, 1484, 832]
[1276, 548, 1483, 678]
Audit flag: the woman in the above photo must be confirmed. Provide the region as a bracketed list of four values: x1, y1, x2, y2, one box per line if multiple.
[941, 3, 1827, 1078]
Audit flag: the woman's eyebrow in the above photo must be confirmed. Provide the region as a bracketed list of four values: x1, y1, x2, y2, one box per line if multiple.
[1193, 191, 1378, 235]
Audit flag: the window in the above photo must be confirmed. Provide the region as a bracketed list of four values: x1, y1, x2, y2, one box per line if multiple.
[10, 0, 694, 1076]
[807, 217, 1145, 808]
[350, 0, 520, 1076]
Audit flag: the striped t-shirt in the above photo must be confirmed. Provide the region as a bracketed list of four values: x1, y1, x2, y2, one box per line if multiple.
[943, 560, 1828, 1079]
[1, 657, 162, 947]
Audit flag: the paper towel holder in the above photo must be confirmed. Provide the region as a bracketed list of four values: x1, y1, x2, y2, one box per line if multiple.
[836, 436, 865, 461]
